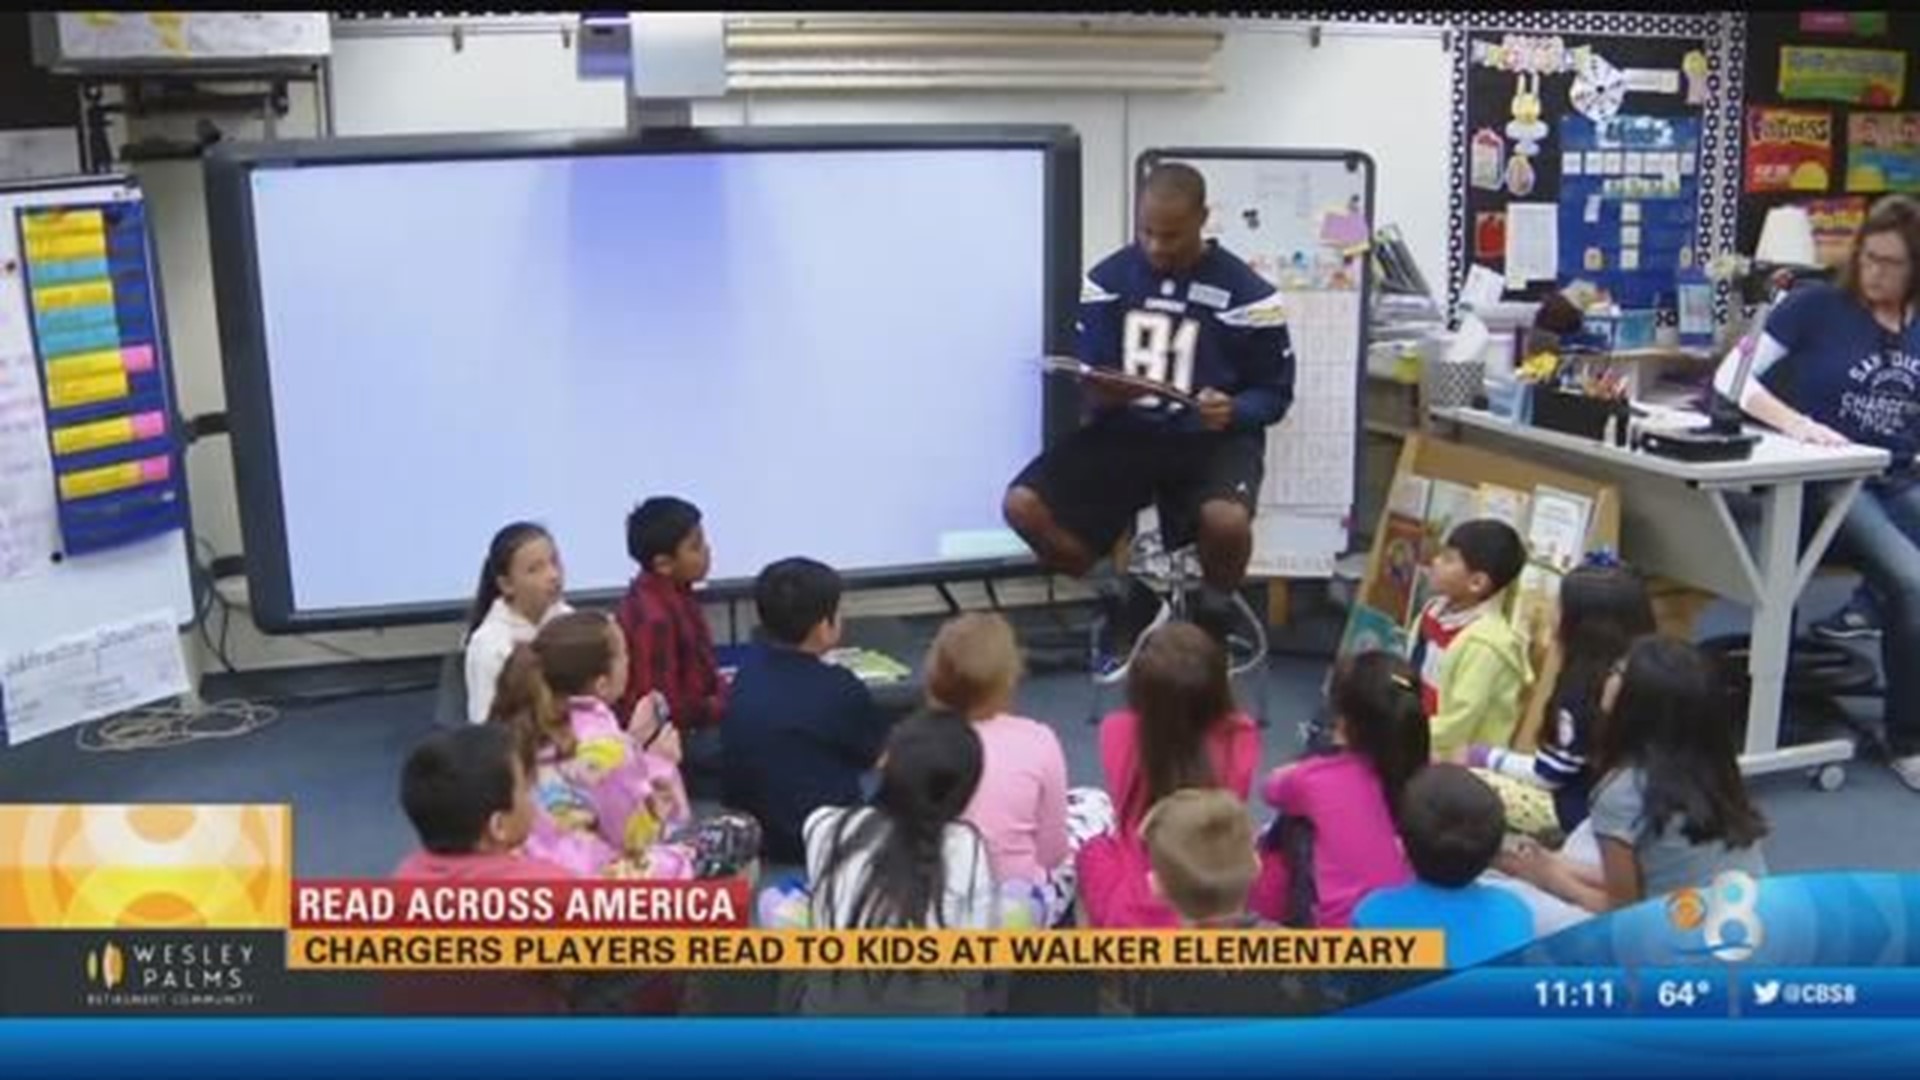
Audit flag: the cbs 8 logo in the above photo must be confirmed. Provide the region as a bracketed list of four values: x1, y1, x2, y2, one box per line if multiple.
[1668, 870, 1763, 961]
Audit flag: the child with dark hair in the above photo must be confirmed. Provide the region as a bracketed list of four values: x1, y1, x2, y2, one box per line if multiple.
[793, 710, 996, 1015]
[1353, 764, 1534, 967]
[1501, 637, 1769, 913]
[1468, 561, 1656, 834]
[723, 557, 890, 866]
[806, 710, 996, 929]
[391, 724, 573, 1014]
[617, 496, 726, 797]
[464, 522, 572, 725]
[1077, 623, 1260, 928]
[1249, 651, 1425, 928]
[1410, 518, 1533, 759]
[396, 724, 561, 880]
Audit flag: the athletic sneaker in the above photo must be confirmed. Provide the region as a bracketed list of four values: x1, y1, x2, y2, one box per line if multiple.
[1811, 594, 1882, 642]
[1091, 577, 1169, 684]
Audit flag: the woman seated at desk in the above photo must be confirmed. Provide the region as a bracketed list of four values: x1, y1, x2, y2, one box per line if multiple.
[1712, 194, 1920, 789]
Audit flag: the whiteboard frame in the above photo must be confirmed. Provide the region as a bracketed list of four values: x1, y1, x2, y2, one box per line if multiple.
[0, 173, 197, 661]
[1132, 146, 1376, 577]
[205, 125, 1084, 634]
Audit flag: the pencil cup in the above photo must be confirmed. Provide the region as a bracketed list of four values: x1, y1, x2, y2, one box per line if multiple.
[1424, 357, 1485, 411]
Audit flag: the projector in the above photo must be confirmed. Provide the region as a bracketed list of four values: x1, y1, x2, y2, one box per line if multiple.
[577, 11, 727, 114]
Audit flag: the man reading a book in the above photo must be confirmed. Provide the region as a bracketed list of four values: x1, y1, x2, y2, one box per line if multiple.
[1004, 162, 1297, 675]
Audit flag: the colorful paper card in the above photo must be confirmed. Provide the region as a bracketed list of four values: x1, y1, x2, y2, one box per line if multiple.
[1847, 112, 1920, 193]
[1745, 107, 1835, 192]
[1779, 46, 1905, 107]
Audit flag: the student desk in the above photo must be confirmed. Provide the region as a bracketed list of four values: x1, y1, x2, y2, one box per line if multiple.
[1432, 405, 1891, 783]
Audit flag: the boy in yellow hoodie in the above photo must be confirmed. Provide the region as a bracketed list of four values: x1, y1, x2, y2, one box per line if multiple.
[1410, 519, 1533, 760]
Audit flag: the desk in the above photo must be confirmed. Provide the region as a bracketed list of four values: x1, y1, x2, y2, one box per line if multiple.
[1432, 406, 1891, 782]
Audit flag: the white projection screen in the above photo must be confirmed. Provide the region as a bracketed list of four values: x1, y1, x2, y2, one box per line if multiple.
[207, 128, 1080, 632]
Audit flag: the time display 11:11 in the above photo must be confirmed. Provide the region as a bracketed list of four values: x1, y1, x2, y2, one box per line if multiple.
[1534, 979, 1620, 1010]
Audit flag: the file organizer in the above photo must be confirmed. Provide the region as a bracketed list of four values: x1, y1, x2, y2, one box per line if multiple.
[17, 195, 184, 555]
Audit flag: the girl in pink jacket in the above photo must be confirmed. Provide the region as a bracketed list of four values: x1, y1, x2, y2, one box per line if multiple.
[489, 611, 694, 880]
[1077, 623, 1260, 928]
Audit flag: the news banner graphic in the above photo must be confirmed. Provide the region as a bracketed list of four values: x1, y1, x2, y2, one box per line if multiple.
[5, 803, 1920, 1022]
[289, 879, 1433, 973]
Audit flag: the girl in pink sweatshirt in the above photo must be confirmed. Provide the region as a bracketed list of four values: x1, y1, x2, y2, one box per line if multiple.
[490, 611, 694, 880]
[1077, 623, 1261, 928]
[927, 613, 1108, 926]
[1250, 650, 1425, 927]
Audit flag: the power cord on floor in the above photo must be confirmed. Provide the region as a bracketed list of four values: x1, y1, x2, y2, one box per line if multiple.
[75, 699, 281, 753]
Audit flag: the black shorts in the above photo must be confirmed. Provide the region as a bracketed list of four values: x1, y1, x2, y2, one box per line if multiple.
[1010, 423, 1265, 557]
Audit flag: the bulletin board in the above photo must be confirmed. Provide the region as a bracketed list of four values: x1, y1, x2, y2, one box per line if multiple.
[1445, 13, 1745, 325]
[1136, 148, 1374, 579]
[1739, 10, 1920, 264]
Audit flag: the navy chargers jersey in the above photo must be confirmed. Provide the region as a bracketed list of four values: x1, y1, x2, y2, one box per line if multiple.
[1079, 240, 1296, 435]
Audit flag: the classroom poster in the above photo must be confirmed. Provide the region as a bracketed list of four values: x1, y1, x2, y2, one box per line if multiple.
[1847, 112, 1920, 193]
[1364, 513, 1429, 625]
[1745, 107, 1835, 192]
[1778, 46, 1906, 107]
[1800, 196, 1869, 266]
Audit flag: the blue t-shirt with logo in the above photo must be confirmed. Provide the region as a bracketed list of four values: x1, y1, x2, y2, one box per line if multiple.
[1079, 241, 1297, 435]
[1758, 283, 1920, 468]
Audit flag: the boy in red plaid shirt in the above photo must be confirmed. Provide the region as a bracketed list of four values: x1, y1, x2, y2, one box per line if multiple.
[617, 496, 727, 799]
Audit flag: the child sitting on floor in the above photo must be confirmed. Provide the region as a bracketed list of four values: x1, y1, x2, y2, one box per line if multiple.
[928, 613, 1110, 926]
[1249, 650, 1424, 928]
[1410, 518, 1533, 761]
[792, 711, 998, 1015]
[390, 723, 571, 1013]
[724, 557, 891, 868]
[1467, 558, 1655, 837]
[463, 521, 572, 725]
[491, 610, 694, 879]
[617, 496, 727, 798]
[1353, 764, 1535, 968]
[1497, 637, 1769, 913]
[1077, 622, 1260, 928]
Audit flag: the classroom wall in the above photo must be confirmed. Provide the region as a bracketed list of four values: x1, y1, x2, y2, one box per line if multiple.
[131, 18, 1452, 671]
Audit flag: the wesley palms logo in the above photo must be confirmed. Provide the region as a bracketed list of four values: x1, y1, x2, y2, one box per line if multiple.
[85, 942, 127, 990]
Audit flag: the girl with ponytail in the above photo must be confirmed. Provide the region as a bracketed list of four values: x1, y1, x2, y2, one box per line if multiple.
[489, 610, 691, 879]
[805, 710, 997, 930]
[1248, 650, 1428, 928]
[464, 522, 573, 725]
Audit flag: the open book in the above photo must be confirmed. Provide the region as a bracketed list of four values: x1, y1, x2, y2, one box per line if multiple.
[1039, 355, 1201, 408]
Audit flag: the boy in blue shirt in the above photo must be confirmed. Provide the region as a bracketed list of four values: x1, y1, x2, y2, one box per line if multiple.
[1354, 764, 1534, 968]
[722, 557, 890, 867]
[1003, 162, 1297, 675]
